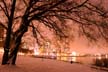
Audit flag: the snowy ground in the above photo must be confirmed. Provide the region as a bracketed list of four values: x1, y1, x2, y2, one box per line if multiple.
[0, 54, 107, 72]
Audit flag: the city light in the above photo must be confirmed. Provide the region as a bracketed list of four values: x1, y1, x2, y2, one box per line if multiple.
[71, 51, 77, 56]
[71, 51, 77, 62]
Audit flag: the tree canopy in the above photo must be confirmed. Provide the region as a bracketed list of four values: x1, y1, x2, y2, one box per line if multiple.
[0, 0, 108, 65]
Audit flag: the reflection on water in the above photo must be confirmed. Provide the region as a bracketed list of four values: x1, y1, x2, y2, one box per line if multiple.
[69, 56, 94, 64]
[71, 56, 76, 62]
[57, 55, 108, 65]
[73, 56, 95, 64]
[71, 51, 77, 62]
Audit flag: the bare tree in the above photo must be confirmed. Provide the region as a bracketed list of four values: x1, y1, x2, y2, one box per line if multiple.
[73, 0, 108, 43]
[0, 0, 107, 65]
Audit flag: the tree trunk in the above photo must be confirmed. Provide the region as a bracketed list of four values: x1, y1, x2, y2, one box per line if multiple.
[11, 38, 21, 65]
[2, 11, 29, 65]
[7, 36, 21, 65]
[2, 50, 9, 65]
[11, 48, 19, 65]
[9, 17, 30, 65]
[8, 26, 28, 65]
[2, 32, 11, 65]
[2, 0, 16, 65]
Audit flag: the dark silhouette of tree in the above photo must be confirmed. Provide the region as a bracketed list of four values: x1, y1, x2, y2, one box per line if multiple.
[0, 0, 108, 65]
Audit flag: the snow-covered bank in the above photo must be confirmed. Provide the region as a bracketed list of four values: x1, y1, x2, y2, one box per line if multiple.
[0, 54, 107, 72]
